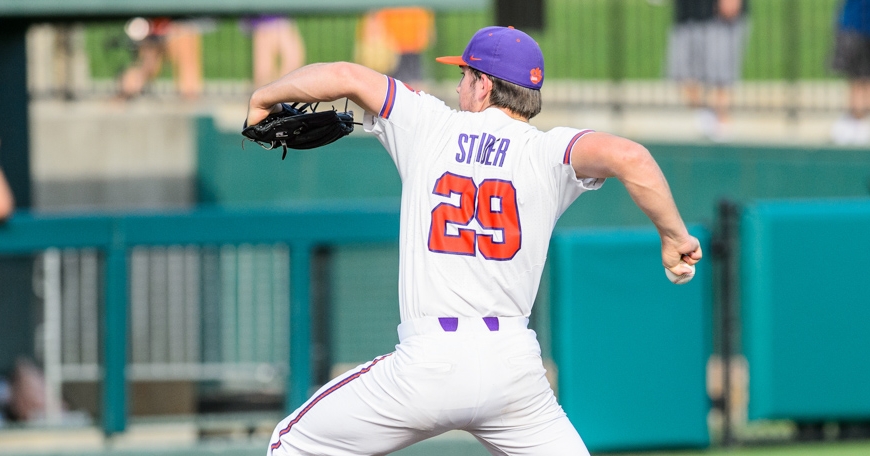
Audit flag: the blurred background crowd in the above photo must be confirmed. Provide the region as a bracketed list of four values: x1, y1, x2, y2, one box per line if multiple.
[17, 0, 870, 144]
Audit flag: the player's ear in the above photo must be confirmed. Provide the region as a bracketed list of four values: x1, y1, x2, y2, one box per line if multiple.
[478, 73, 494, 102]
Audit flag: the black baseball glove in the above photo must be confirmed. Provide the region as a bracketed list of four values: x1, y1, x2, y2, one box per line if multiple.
[242, 102, 355, 159]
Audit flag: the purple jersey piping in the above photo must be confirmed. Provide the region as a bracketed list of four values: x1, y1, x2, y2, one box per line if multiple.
[563, 129, 595, 165]
[269, 353, 393, 453]
[379, 77, 397, 119]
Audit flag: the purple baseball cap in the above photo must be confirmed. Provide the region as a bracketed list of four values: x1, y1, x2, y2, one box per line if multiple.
[436, 26, 544, 89]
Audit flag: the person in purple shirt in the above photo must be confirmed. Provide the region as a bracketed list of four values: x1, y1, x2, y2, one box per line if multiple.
[241, 15, 306, 88]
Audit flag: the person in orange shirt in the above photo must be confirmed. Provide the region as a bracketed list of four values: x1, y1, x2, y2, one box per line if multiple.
[375, 7, 436, 87]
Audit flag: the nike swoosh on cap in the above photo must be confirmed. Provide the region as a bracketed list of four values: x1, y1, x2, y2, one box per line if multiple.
[469, 55, 482, 61]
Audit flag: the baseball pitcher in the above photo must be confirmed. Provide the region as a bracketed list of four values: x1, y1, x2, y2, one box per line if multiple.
[246, 26, 702, 456]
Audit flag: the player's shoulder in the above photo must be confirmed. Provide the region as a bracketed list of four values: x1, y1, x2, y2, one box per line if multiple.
[394, 80, 446, 106]
[542, 125, 589, 137]
[535, 126, 595, 148]
[513, 125, 595, 166]
[379, 78, 452, 125]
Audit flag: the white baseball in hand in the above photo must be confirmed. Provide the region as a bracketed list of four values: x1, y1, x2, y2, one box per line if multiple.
[665, 261, 695, 285]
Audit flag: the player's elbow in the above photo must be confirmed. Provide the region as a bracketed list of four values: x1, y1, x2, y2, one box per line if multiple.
[331, 62, 371, 96]
[329, 61, 357, 80]
[330, 62, 389, 113]
[612, 142, 655, 177]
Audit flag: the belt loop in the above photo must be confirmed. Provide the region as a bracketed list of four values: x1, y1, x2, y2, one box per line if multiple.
[483, 317, 499, 331]
[438, 317, 459, 332]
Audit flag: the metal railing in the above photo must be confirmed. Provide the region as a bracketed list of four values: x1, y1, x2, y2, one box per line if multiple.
[42, 245, 291, 387]
[0, 203, 400, 435]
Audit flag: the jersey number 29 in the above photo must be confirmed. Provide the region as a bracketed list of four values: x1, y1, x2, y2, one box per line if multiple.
[428, 172, 521, 261]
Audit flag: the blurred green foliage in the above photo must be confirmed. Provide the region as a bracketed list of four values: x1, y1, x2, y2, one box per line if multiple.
[84, 0, 840, 83]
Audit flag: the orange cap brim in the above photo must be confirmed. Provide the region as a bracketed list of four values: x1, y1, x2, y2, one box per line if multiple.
[435, 56, 467, 66]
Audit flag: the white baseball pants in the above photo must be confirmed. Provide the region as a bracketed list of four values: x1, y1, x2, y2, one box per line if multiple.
[267, 316, 589, 456]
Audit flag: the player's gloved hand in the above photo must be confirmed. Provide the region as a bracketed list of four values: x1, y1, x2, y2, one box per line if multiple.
[242, 102, 355, 159]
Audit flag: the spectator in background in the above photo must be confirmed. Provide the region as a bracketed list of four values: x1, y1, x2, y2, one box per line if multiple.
[1, 359, 48, 423]
[242, 15, 306, 88]
[354, 10, 399, 76]
[165, 18, 207, 99]
[379, 7, 435, 88]
[0, 169, 12, 222]
[119, 17, 209, 100]
[118, 17, 167, 99]
[665, 0, 749, 142]
[0, 141, 14, 223]
[830, 0, 870, 146]
[354, 7, 435, 89]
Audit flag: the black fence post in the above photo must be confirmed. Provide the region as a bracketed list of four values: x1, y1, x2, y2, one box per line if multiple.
[311, 247, 333, 386]
[0, 18, 36, 380]
[713, 199, 740, 447]
[608, 0, 626, 117]
[495, 0, 545, 32]
[783, 0, 800, 123]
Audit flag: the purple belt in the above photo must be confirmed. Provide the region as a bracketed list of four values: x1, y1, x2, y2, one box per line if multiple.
[439, 317, 499, 331]
[397, 316, 528, 341]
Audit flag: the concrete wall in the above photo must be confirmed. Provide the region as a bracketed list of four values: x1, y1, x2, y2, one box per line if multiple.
[29, 99, 202, 211]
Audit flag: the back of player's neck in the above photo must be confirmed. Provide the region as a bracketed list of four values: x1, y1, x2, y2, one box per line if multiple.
[478, 101, 528, 123]
[500, 107, 528, 123]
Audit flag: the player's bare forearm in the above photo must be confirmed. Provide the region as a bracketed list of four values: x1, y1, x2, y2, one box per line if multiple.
[571, 133, 701, 268]
[247, 62, 388, 126]
[621, 159, 701, 267]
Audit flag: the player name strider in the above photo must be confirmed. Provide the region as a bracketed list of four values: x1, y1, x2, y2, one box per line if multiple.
[455, 131, 510, 167]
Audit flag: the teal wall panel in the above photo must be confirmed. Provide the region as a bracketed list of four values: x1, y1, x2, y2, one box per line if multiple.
[197, 118, 401, 205]
[741, 199, 870, 421]
[198, 117, 870, 225]
[331, 245, 401, 364]
[550, 226, 711, 452]
[556, 143, 870, 231]
[197, 115, 870, 372]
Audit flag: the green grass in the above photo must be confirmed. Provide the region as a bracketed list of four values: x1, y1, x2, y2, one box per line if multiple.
[84, 0, 842, 83]
[609, 441, 870, 456]
[4, 440, 870, 456]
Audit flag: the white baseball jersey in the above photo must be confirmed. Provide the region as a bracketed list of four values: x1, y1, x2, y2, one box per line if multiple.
[268, 76, 602, 456]
[364, 77, 603, 322]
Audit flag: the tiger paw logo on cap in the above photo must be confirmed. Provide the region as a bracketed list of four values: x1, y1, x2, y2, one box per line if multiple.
[530, 68, 542, 86]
